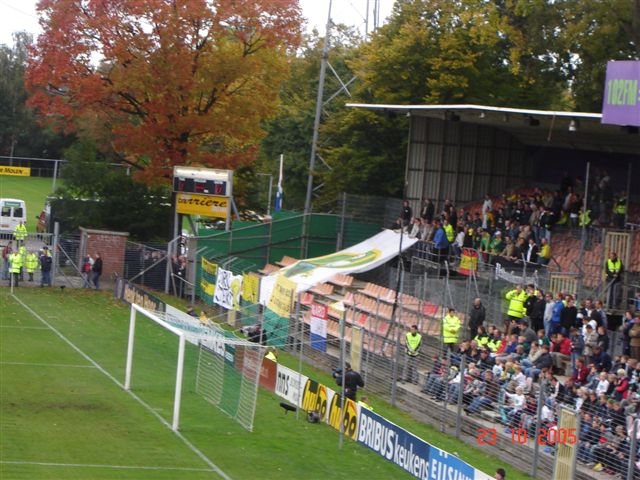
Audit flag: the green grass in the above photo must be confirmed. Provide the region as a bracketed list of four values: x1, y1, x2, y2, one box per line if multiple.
[0, 176, 54, 231]
[1, 288, 531, 479]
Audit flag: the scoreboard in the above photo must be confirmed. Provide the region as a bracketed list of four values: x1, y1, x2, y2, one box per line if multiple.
[172, 167, 233, 196]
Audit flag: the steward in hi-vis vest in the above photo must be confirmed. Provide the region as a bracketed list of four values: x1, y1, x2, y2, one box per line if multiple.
[402, 325, 422, 384]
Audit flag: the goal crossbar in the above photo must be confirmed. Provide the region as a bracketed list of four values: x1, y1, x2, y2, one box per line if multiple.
[125, 303, 186, 432]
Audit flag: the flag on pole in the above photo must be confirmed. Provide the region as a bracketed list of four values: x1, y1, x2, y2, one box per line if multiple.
[274, 154, 284, 212]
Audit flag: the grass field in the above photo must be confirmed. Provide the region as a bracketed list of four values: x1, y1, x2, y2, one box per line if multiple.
[0, 176, 55, 232]
[1, 288, 531, 479]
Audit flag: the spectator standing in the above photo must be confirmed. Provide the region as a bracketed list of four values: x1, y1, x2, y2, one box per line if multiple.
[505, 285, 527, 333]
[621, 311, 635, 356]
[560, 297, 578, 335]
[468, 298, 485, 337]
[400, 200, 412, 228]
[443, 308, 461, 351]
[13, 221, 27, 246]
[420, 199, 434, 224]
[537, 238, 551, 265]
[629, 316, 640, 361]
[25, 250, 38, 282]
[482, 194, 492, 229]
[525, 237, 538, 264]
[432, 220, 450, 263]
[605, 252, 623, 307]
[92, 253, 103, 289]
[39, 246, 52, 287]
[8, 249, 21, 287]
[2, 241, 12, 280]
[402, 325, 422, 384]
[551, 293, 565, 334]
[613, 192, 627, 229]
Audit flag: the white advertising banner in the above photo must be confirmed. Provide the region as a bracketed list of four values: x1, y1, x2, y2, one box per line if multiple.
[259, 229, 418, 304]
[274, 364, 308, 407]
[214, 268, 243, 310]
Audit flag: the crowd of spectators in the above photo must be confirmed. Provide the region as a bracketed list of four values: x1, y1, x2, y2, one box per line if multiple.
[419, 285, 640, 476]
[395, 171, 629, 269]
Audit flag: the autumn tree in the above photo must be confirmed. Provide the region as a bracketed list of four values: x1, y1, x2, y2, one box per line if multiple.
[26, 0, 303, 183]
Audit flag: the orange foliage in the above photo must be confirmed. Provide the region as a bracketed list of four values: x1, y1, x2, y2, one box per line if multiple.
[26, 0, 302, 182]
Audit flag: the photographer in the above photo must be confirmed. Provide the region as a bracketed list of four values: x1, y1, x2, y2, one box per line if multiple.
[333, 362, 364, 401]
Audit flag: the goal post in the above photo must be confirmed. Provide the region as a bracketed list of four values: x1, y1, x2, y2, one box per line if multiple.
[125, 303, 186, 432]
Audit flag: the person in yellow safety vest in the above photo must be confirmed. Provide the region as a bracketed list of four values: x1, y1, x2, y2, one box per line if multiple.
[13, 221, 27, 244]
[443, 219, 455, 243]
[443, 308, 461, 350]
[265, 348, 278, 362]
[18, 245, 26, 281]
[357, 396, 373, 411]
[8, 250, 22, 287]
[537, 238, 551, 266]
[505, 285, 527, 333]
[486, 330, 503, 353]
[613, 193, 627, 229]
[605, 252, 623, 307]
[402, 324, 422, 384]
[25, 251, 38, 282]
[579, 208, 592, 227]
[473, 325, 490, 348]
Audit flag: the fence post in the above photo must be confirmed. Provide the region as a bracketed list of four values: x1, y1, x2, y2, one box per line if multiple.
[338, 307, 347, 449]
[628, 416, 638, 480]
[440, 348, 450, 433]
[455, 354, 466, 439]
[532, 379, 546, 478]
[295, 293, 303, 421]
[337, 192, 347, 251]
[51, 221, 59, 286]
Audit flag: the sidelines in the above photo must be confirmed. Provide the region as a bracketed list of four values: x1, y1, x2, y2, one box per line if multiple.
[0, 361, 96, 369]
[9, 293, 232, 480]
[0, 460, 212, 472]
[0, 325, 50, 330]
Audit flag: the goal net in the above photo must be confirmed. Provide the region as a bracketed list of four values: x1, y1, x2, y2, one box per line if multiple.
[127, 304, 265, 432]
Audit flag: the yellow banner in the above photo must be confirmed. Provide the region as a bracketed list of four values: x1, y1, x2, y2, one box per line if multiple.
[267, 275, 296, 318]
[201, 257, 218, 276]
[200, 277, 215, 296]
[328, 393, 359, 440]
[176, 193, 228, 218]
[242, 273, 260, 304]
[0, 166, 30, 176]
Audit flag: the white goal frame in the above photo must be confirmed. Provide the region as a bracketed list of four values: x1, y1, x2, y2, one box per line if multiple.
[124, 303, 186, 432]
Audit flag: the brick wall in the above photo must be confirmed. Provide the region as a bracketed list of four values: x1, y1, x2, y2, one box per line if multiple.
[79, 227, 129, 278]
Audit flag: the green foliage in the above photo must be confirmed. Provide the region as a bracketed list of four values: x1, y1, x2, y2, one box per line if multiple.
[0, 33, 73, 158]
[53, 139, 172, 240]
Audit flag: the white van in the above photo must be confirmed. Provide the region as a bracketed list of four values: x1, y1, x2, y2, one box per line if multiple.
[0, 198, 27, 235]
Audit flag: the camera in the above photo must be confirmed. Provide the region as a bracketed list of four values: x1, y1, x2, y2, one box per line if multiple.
[332, 367, 342, 378]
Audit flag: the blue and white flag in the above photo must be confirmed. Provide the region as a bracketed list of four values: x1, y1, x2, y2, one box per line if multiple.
[274, 154, 283, 212]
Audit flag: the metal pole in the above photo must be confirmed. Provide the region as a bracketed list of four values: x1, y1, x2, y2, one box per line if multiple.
[337, 192, 347, 250]
[164, 239, 173, 294]
[628, 416, 638, 480]
[580, 162, 590, 258]
[172, 334, 186, 431]
[304, 0, 332, 216]
[52, 159, 59, 192]
[267, 174, 273, 216]
[124, 306, 136, 390]
[10, 264, 14, 294]
[390, 270, 405, 406]
[295, 293, 303, 421]
[440, 348, 449, 433]
[624, 161, 632, 228]
[455, 354, 466, 438]
[338, 307, 346, 449]
[532, 379, 546, 477]
[51, 222, 59, 286]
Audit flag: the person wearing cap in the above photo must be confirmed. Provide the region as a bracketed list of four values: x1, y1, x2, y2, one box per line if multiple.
[39, 246, 52, 287]
[333, 362, 364, 401]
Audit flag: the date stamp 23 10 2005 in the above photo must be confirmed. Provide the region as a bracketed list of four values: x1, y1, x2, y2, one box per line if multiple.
[476, 427, 578, 446]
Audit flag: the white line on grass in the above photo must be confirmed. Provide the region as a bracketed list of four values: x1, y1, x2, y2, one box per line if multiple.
[0, 325, 50, 330]
[0, 362, 96, 368]
[1, 460, 212, 472]
[10, 294, 232, 480]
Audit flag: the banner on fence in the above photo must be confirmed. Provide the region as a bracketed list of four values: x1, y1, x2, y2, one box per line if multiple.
[200, 277, 215, 297]
[458, 248, 478, 276]
[267, 275, 296, 317]
[201, 257, 218, 276]
[327, 391, 359, 440]
[115, 278, 166, 313]
[242, 273, 260, 304]
[274, 364, 307, 407]
[310, 303, 328, 352]
[260, 357, 278, 392]
[176, 193, 229, 218]
[301, 378, 329, 422]
[259, 229, 419, 304]
[0, 166, 30, 176]
[214, 268, 243, 310]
